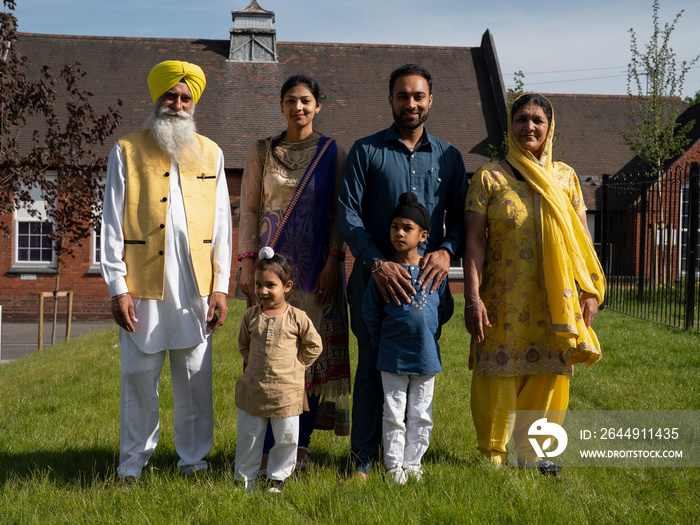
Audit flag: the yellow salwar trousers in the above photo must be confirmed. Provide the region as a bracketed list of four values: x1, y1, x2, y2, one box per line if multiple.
[470, 370, 569, 465]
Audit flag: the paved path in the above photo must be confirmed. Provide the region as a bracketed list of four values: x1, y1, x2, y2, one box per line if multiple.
[0, 320, 116, 364]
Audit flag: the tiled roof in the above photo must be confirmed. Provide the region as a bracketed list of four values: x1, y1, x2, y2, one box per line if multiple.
[544, 93, 638, 176]
[15, 33, 504, 173]
[545, 93, 690, 176]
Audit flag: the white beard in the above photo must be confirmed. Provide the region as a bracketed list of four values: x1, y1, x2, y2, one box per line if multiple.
[145, 105, 199, 166]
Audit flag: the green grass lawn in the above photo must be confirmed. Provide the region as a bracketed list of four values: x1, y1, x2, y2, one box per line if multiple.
[1, 298, 699, 524]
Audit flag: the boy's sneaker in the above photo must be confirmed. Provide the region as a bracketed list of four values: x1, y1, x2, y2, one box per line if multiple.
[268, 480, 285, 493]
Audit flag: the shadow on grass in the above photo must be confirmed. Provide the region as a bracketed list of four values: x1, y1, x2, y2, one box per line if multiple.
[0, 448, 120, 486]
[0, 449, 217, 487]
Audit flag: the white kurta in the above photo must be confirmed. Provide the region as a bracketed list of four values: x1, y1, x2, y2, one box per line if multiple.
[101, 142, 232, 352]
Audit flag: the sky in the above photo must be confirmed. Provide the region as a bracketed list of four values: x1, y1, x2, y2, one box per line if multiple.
[8, 0, 700, 99]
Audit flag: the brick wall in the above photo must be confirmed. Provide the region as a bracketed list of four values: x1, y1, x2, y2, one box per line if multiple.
[2, 167, 465, 320]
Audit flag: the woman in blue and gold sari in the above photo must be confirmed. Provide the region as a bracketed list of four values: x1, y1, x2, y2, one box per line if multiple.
[237, 75, 350, 472]
[463, 94, 605, 475]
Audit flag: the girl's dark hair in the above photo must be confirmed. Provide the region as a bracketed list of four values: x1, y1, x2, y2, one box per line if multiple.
[280, 74, 326, 103]
[255, 253, 294, 284]
[511, 93, 552, 124]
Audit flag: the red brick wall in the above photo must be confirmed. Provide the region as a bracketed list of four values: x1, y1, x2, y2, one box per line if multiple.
[2, 168, 465, 319]
[674, 139, 700, 167]
[0, 233, 111, 320]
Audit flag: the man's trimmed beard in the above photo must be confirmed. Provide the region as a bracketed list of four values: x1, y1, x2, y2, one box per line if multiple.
[392, 106, 429, 131]
[145, 104, 198, 165]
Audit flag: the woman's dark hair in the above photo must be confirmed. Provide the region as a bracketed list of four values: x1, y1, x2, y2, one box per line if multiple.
[511, 93, 552, 125]
[280, 74, 326, 103]
[389, 64, 432, 95]
[255, 253, 294, 284]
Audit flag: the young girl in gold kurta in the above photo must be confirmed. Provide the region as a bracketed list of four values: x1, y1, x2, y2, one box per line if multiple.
[234, 249, 322, 492]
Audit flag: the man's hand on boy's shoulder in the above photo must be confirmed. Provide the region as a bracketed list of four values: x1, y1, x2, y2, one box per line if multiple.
[371, 259, 415, 306]
[418, 248, 451, 293]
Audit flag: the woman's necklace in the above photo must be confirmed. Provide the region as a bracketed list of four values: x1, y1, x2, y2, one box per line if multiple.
[271, 130, 320, 170]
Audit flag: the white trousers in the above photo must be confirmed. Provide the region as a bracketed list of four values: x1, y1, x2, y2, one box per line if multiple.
[118, 331, 213, 478]
[235, 409, 299, 487]
[381, 372, 435, 471]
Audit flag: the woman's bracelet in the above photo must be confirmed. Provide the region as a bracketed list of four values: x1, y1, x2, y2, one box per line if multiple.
[465, 298, 482, 309]
[111, 292, 129, 301]
[237, 252, 258, 261]
[372, 260, 387, 273]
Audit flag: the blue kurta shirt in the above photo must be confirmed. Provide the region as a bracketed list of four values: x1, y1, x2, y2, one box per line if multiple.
[337, 124, 468, 269]
[362, 264, 454, 375]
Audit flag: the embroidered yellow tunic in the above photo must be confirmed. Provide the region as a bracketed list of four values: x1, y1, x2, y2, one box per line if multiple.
[465, 161, 586, 377]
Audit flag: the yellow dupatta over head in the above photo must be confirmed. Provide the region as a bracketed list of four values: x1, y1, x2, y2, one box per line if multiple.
[506, 94, 606, 366]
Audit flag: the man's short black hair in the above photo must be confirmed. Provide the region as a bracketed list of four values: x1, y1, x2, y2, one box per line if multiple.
[389, 64, 433, 95]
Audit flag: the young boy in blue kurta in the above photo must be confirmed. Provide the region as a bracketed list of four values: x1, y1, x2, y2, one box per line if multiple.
[362, 192, 454, 484]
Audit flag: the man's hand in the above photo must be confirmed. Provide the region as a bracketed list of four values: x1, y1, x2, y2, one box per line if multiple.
[111, 294, 138, 333]
[580, 292, 599, 328]
[372, 260, 415, 306]
[207, 291, 228, 332]
[418, 248, 451, 293]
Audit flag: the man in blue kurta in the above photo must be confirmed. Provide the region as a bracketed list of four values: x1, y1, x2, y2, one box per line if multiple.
[337, 64, 468, 479]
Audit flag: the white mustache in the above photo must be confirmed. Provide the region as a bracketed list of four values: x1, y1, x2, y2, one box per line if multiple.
[158, 106, 193, 119]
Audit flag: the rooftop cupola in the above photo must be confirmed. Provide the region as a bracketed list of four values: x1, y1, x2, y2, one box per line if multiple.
[228, 0, 277, 62]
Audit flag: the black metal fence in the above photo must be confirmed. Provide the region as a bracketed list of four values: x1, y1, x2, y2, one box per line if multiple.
[601, 162, 700, 333]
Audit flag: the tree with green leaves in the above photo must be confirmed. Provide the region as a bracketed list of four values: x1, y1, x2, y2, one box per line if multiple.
[623, 0, 699, 175]
[1, 0, 121, 340]
[684, 89, 700, 106]
[623, 0, 699, 288]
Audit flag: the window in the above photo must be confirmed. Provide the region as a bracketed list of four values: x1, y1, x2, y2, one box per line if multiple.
[679, 183, 700, 278]
[90, 175, 106, 269]
[16, 221, 54, 263]
[91, 225, 101, 269]
[13, 180, 55, 267]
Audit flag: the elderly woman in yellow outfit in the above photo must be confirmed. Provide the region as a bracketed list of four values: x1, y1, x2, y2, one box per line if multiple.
[463, 93, 605, 475]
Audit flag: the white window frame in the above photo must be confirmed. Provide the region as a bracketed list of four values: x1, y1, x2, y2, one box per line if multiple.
[89, 175, 106, 270]
[90, 226, 101, 269]
[13, 177, 56, 268]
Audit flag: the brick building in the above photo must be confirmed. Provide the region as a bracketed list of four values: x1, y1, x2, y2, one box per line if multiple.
[3, 1, 694, 320]
[1, 1, 508, 319]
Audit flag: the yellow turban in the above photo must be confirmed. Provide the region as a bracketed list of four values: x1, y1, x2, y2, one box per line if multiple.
[147, 60, 206, 105]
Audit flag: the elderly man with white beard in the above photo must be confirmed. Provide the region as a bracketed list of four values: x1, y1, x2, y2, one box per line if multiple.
[101, 60, 232, 483]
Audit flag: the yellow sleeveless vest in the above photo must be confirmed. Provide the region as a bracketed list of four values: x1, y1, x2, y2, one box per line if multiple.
[118, 129, 220, 300]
